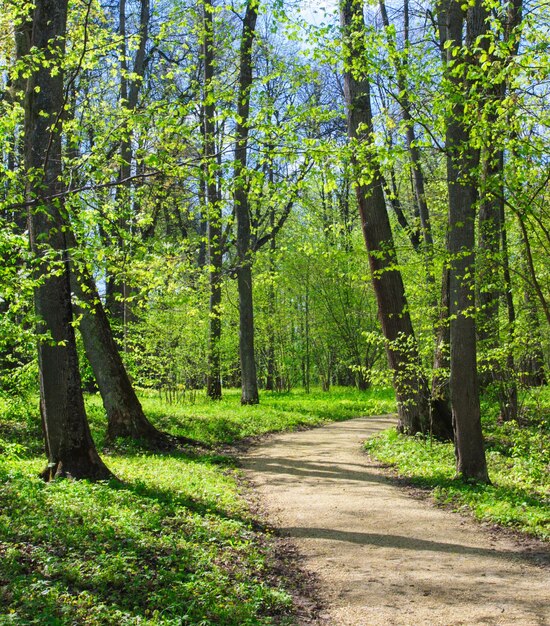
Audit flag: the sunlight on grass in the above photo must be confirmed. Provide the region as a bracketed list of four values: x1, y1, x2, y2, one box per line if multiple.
[0, 386, 395, 624]
[0, 454, 290, 625]
[365, 399, 550, 541]
[84, 386, 397, 447]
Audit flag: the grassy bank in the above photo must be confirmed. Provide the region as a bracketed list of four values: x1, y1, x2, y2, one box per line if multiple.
[365, 389, 550, 540]
[0, 387, 395, 625]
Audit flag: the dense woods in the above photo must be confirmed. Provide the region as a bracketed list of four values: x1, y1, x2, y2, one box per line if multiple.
[1, 0, 549, 487]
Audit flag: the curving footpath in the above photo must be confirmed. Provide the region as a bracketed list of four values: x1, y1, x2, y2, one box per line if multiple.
[241, 416, 550, 626]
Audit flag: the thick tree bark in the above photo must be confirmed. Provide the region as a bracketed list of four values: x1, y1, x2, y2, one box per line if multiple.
[203, 0, 223, 400]
[234, 0, 259, 405]
[378, 0, 453, 439]
[442, 0, 489, 482]
[341, 0, 429, 435]
[25, 0, 112, 481]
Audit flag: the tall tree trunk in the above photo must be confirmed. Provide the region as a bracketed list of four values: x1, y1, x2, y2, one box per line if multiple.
[265, 200, 277, 392]
[106, 0, 150, 335]
[431, 254, 453, 439]
[203, 0, 223, 400]
[25, 0, 112, 481]
[442, 0, 489, 482]
[378, 0, 433, 253]
[379, 0, 453, 439]
[492, 0, 523, 415]
[341, 0, 429, 435]
[498, 189, 518, 420]
[234, 0, 259, 405]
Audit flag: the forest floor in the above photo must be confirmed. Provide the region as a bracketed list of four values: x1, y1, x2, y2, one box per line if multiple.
[240, 416, 550, 626]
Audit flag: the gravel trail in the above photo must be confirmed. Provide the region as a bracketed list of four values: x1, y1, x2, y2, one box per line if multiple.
[241, 416, 549, 626]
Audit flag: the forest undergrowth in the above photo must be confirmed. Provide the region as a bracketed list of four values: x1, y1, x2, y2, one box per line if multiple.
[0, 386, 547, 624]
[0, 387, 394, 625]
[365, 388, 550, 541]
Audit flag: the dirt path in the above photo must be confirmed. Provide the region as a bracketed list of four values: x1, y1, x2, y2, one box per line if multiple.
[241, 416, 550, 626]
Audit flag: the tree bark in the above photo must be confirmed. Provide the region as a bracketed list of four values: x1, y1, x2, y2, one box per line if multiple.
[25, 0, 112, 481]
[442, 0, 489, 482]
[341, 0, 429, 435]
[234, 0, 259, 405]
[203, 0, 223, 400]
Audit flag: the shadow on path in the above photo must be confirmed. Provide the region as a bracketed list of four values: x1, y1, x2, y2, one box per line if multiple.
[247, 457, 391, 485]
[279, 526, 527, 562]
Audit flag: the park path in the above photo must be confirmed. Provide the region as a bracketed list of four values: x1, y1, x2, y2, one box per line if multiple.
[240, 416, 550, 626]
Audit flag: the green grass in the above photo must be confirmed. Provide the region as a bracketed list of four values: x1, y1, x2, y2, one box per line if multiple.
[86, 386, 397, 449]
[0, 386, 395, 625]
[365, 389, 550, 540]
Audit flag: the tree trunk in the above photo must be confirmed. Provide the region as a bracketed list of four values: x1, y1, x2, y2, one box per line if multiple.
[234, 0, 259, 405]
[203, 0, 223, 400]
[265, 221, 277, 392]
[478, 145, 518, 420]
[25, 0, 112, 481]
[431, 255, 454, 440]
[380, 0, 453, 439]
[341, 0, 429, 435]
[442, 0, 489, 482]
[66, 230, 172, 445]
[498, 197, 518, 420]
[106, 0, 150, 334]
[238, 265, 259, 403]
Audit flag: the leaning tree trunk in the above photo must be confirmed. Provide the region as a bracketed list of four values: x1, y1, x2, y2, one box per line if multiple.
[441, 0, 489, 482]
[233, 0, 259, 405]
[25, 0, 112, 481]
[66, 230, 172, 445]
[341, 0, 429, 435]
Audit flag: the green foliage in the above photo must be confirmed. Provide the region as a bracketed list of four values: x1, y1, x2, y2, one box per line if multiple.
[365, 393, 550, 540]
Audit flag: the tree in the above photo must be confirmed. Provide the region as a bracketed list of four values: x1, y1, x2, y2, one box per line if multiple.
[439, 0, 489, 482]
[340, 0, 430, 434]
[24, 0, 111, 480]
[233, 0, 260, 405]
[105, 0, 151, 334]
[202, 0, 223, 400]
[68, 229, 178, 445]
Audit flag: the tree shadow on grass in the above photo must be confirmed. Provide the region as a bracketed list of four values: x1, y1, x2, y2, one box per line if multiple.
[0, 458, 274, 625]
